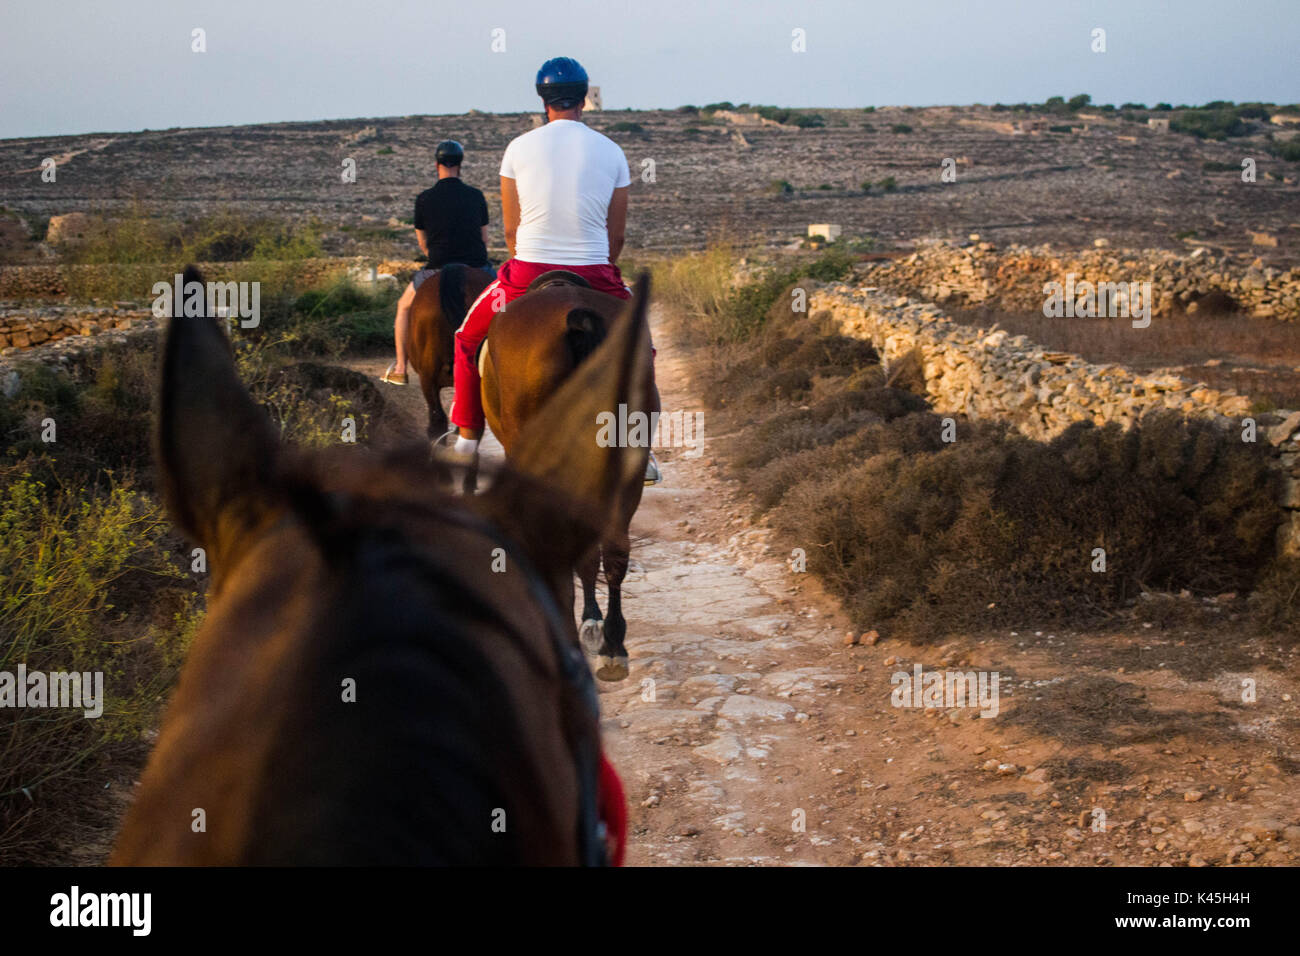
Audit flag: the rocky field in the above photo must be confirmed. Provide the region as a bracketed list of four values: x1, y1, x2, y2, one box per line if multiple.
[2, 105, 1299, 262]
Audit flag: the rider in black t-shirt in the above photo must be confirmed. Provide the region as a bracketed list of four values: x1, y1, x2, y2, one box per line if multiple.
[383, 140, 494, 385]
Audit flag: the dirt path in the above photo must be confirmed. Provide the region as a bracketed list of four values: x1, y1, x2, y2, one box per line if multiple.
[348, 309, 1300, 867]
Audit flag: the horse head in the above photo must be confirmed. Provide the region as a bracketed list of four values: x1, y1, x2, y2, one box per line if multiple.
[111, 266, 653, 865]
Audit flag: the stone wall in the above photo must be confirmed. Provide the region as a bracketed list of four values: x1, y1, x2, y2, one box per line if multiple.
[858, 240, 1300, 321]
[808, 282, 1300, 555]
[0, 307, 152, 353]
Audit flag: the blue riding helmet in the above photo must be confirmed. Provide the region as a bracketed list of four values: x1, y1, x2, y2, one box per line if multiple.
[535, 57, 589, 109]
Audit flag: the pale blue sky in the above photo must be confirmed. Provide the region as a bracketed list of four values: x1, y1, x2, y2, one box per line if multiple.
[2, 0, 1297, 139]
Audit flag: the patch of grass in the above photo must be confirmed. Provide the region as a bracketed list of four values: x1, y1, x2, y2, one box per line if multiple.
[890, 124, 913, 134]
[655, 246, 857, 346]
[608, 121, 644, 133]
[58, 208, 327, 302]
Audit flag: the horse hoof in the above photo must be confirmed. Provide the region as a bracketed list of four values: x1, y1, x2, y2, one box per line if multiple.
[595, 654, 629, 682]
[579, 619, 604, 655]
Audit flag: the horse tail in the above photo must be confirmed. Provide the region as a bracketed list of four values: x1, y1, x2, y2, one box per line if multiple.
[564, 308, 607, 368]
[438, 263, 468, 335]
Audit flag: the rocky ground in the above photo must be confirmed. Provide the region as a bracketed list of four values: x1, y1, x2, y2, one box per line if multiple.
[2, 105, 1298, 261]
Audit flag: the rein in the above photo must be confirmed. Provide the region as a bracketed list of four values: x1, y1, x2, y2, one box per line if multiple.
[284, 464, 610, 865]
[432, 504, 608, 866]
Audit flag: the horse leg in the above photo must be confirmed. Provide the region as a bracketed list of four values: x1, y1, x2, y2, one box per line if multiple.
[422, 373, 448, 442]
[576, 545, 604, 656]
[594, 539, 631, 682]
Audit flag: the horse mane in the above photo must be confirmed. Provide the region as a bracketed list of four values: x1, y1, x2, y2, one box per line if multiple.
[231, 444, 583, 863]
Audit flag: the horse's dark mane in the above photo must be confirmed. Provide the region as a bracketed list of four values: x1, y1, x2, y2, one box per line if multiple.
[239, 444, 575, 863]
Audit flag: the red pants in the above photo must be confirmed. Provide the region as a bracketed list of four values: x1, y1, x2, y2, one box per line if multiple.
[451, 259, 631, 431]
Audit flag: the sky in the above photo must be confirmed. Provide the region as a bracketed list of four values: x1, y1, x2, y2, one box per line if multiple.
[2, 0, 1298, 140]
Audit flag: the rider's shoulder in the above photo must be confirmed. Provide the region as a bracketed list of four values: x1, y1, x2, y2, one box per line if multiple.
[579, 123, 626, 153]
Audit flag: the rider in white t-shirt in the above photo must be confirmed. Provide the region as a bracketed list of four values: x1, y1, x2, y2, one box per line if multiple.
[450, 56, 659, 482]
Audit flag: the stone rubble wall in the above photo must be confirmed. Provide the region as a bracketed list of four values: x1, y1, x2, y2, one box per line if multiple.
[808, 282, 1300, 556]
[0, 307, 153, 352]
[859, 240, 1300, 321]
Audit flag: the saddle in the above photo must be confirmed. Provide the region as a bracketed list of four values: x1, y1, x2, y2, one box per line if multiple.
[478, 271, 593, 375]
[526, 270, 592, 292]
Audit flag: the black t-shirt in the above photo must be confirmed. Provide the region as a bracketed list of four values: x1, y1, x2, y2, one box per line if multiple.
[413, 178, 490, 268]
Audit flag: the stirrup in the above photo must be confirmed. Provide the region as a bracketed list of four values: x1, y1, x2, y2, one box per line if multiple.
[644, 450, 662, 485]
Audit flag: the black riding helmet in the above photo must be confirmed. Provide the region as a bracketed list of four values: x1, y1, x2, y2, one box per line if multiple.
[535, 57, 588, 110]
[435, 140, 464, 167]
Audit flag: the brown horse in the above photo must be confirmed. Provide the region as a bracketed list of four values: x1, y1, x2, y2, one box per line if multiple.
[481, 272, 658, 683]
[110, 266, 653, 865]
[405, 263, 493, 441]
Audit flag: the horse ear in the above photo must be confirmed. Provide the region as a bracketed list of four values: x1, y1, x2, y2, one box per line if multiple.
[156, 265, 280, 570]
[487, 273, 654, 564]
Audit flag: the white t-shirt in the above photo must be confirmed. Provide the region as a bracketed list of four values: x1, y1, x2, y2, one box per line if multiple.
[499, 119, 631, 266]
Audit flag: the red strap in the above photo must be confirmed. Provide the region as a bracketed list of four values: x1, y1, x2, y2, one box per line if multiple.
[597, 753, 627, 866]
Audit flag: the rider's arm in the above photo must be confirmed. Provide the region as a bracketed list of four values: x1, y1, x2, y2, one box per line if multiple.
[500, 176, 520, 260]
[415, 228, 429, 257]
[607, 186, 629, 264]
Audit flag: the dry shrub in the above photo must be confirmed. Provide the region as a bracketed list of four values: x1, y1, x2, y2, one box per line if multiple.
[766, 412, 1280, 639]
[668, 250, 1291, 643]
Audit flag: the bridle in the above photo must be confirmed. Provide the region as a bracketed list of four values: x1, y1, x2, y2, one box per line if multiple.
[432, 504, 609, 866]
[286, 464, 610, 865]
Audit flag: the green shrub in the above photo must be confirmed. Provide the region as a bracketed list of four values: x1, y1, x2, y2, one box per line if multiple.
[890, 124, 912, 134]
[0, 466, 200, 863]
[1170, 109, 1249, 141]
[608, 121, 644, 133]
[1272, 139, 1300, 162]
